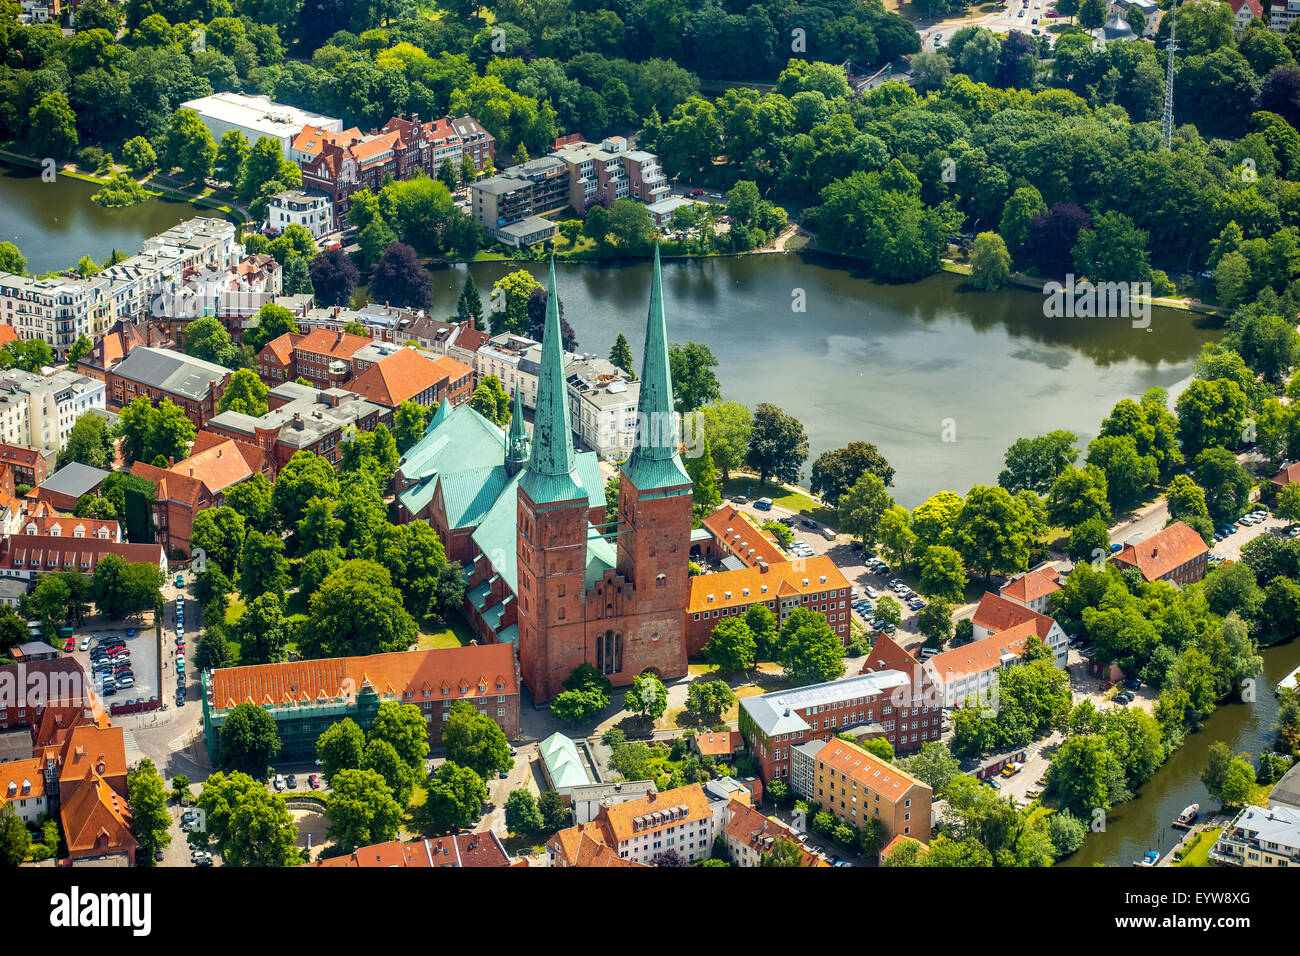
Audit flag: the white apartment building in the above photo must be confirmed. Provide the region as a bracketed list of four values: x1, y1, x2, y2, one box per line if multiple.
[266, 188, 335, 240]
[565, 354, 640, 460]
[0, 273, 112, 353]
[0, 369, 106, 453]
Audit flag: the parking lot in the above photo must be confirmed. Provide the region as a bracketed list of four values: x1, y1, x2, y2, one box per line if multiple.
[1211, 510, 1293, 561]
[80, 624, 161, 708]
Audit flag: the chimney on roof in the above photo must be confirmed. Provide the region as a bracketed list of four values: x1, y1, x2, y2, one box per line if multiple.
[168, 457, 175, 466]
[217, 448, 222, 458]
[1152, 546, 1158, 556]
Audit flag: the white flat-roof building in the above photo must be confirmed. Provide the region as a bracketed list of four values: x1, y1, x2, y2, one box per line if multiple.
[179, 93, 341, 154]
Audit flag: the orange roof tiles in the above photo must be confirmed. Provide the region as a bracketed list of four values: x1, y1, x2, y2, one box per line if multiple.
[0, 758, 45, 805]
[812, 738, 929, 805]
[925, 619, 1038, 681]
[601, 783, 711, 845]
[292, 125, 363, 158]
[56, 724, 127, 788]
[209, 645, 517, 712]
[722, 798, 827, 866]
[879, 833, 928, 863]
[547, 822, 647, 867]
[0, 325, 18, 347]
[346, 349, 471, 408]
[688, 555, 849, 615]
[60, 771, 136, 859]
[168, 437, 265, 495]
[1000, 566, 1062, 605]
[971, 591, 1057, 642]
[0, 535, 165, 575]
[692, 731, 739, 756]
[312, 831, 510, 867]
[1112, 521, 1209, 582]
[701, 505, 786, 567]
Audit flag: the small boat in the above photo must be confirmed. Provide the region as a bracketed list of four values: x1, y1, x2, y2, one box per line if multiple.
[1277, 665, 1300, 697]
[1174, 804, 1200, 829]
[1133, 851, 1159, 867]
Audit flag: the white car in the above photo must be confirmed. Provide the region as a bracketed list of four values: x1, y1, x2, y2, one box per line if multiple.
[864, 586, 879, 599]
[79, 637, 90, 651]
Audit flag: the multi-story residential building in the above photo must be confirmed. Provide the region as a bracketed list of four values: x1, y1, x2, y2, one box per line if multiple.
[0, 535, 167, 582]
[1269, 0, 1297, 31]
[299, 113, 495, 216]
[202, 644, 520, 764]
[0, 273, 113, 354]
[256, 328, 374, 388]
[1229, 0, 1263, 29]
[687, 555, 853, 656]
[345, 345, 475, 410]
[561, 780, 660, 825]
[0, 660, 89, 732]
[722, 798, 825, 866]
[265, 188, 335, 240]
[565, 354, 640, 459]
[791, 736, 932, 844]
[18, 499, 121, 541]
[971, 590, 1069, 667]
[868, 628, 1035, 711]
[181, 92, 341, 155]
[0, 759, 48, 823]
[204, 381, 390, 471]
[552, 135, 671, 212]
[0, 442, 51, 487]
[1111, 520, 1210, 585]
[1210, 804, 1300, 867]
[998, 565, 1063, 615]
[130, 432, 272, 557]
[470, 174, 561, 248]
[548, 784, 716, 866]
[739, 668, 940, 783]
[0, 368, 106, 454]
[475, 332, 540, 404]
[106, 346, 232, 427]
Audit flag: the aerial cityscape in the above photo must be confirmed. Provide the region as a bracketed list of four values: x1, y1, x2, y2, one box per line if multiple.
[1, 0, 1298, 903]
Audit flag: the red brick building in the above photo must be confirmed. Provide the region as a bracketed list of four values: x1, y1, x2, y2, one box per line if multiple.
[687, 555, 852, 657]
[256, 328, 374, 388]
[1111, 521, 1210, 585]
[0, 442, 51, 487]
[346, 348, 474, 410]
[106, 346, 231, 428]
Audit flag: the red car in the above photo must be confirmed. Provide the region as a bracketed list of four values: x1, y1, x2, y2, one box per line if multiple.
[689, 188, 704, 197]
[63, 639, 75, 652]
[307, 774, 322, 789]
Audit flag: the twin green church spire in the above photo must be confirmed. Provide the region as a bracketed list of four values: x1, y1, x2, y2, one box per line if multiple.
[520, 248, 689, 505]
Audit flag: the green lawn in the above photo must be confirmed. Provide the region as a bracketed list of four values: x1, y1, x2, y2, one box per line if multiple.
[1174, 828, 1223, 868]
[720, 476, 836, 525]
[416, 614, 478, 650]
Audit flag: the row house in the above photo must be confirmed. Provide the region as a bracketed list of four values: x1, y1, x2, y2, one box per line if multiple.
[0, 442, 51, 487]
[687, 555, 852, 657]
[739, 668, 940, 784]
[299, 114, 495, 216]
[0, 535, 167, 583]
[0, 368, 105, 454]
[0, 273, 113, 355]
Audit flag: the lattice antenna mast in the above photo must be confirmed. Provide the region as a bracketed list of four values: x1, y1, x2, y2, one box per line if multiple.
[1162, 1, 1177, 149]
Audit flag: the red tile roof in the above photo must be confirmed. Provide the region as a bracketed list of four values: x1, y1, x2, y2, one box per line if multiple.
[972, 591, 1058, 642]
[701, 505, 786, 567]
[312, 831, 510, 867]
[167, 437, 266, 496]
[1230, 0, 1264, 18]
[924, 619, 1038, 682]
[209, 645, 517, 711]
[722, 798, 826, 866]
[0, 535, 165, 575]
[1112, 521, 1209, 582]
[60, 770, 136, 860]
[999, 566, 1062, 606]
[546, 822, 648, 867]
[1271, 462, 1300, 488]
[0, 325, 18, 347]
[345, 348, 470, 408]
[692, 731, 740, 756]
[812, 738, 929, 805]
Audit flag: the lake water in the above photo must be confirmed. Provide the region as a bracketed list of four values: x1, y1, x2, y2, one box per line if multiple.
[0, 161, 226, 275]
[431, 255, 1219, 507]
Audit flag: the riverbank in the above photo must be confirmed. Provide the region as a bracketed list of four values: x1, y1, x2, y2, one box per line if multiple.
[0, 150, 247, 224]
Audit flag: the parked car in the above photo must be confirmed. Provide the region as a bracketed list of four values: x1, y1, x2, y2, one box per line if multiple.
[753, 497, 774, 511]
[732, 494, 748, 504]
[800, 518, 818, 530]
[308, 774, 322, 789]
[286, 774, 297, 789]
[79, 637, 90, 651]
[690, 188, 704, 197]
[864, 586, 879, 599]
[117, 677, 135, 688]
[273, 774, 286, 791]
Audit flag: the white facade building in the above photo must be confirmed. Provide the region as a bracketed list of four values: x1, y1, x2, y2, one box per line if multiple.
[0, 369, 107, 454]
[266, 188, 335, 240]
[179, 93, 341, 155]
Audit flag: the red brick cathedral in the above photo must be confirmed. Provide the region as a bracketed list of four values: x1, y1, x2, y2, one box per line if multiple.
[396, 251, 692, 701]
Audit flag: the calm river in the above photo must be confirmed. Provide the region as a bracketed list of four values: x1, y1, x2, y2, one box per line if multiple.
[0, 161, 226, 275]
[432, 256, 1219, 507]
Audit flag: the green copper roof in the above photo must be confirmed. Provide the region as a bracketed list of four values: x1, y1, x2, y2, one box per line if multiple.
[585, 528, 619, 589]
[470, 471, 523, 594]
[521, 258, 584, 504]
[623, 245, 691, 491]
[539, 732, 591, 788]
[506, 380, 529, 472]
[396, 401, 511, 529]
